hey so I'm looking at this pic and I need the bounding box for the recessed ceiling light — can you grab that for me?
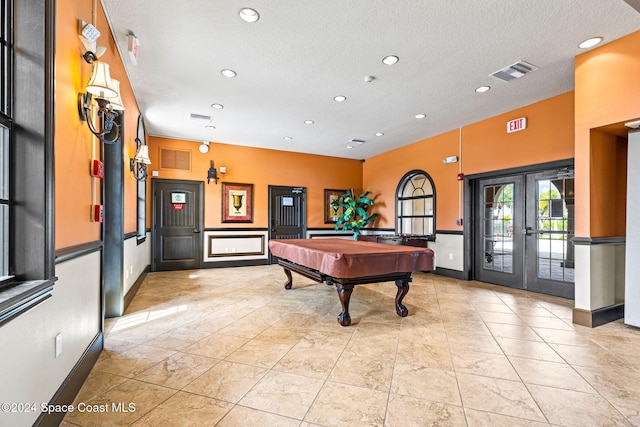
[221,69,237,78]
[205,125,216,130]
[578,37,603,49]
[211,103,224,109]
[346,145,354,149]
[334,95,346,102]
[239,8,260,23]
[283,136,293,140]
[304,120,314,124]
[382,55,399,65]
[475,86,490,93]
[375,132,384,136]
[415,113,426,119]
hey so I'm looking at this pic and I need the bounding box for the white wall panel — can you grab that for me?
[203,230,268,262]
[123,232,151,295]
[626,130,640,326]
[0,252,101,426]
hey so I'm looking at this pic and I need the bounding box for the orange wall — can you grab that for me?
[146,137,363,228]
[462,92,574,174]
[364,129,462,230]
[55,0,140,249]
[575,30,640,237]
[364,92,574,230]
[589,130,627,237]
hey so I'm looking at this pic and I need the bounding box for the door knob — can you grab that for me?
[193,229,200,233]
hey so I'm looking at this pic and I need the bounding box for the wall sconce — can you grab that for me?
[130,141,151,181]
[78,52,125,143]
[207,160,218,184]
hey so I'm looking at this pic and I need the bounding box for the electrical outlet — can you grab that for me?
[55,333,62,358]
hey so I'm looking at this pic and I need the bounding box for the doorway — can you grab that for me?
[152,179,204,271]
[472,165,575,298]
[268,186,306,263]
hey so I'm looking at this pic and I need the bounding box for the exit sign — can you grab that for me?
[507,117,527,133]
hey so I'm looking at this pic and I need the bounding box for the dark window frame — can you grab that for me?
[0,0,56,325]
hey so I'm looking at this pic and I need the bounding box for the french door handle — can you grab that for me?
[523,227,543,235]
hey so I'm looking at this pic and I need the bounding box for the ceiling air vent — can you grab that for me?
[490,61,538,82]
[347,139,366,145]
[189,113,212,122]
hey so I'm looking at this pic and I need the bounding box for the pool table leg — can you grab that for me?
[335,284,354,326]
[283,268,293,290]
[394,280,410,317]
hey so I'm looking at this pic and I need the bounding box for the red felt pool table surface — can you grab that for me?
[269,238,434,278]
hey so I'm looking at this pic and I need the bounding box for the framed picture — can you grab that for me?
[222,182,254,223]
[324,189,346,223]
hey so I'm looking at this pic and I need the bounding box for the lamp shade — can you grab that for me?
[133,145,151,165]
[86,62,117,99]
[108,79,125,111]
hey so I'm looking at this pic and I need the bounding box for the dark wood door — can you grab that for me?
[152,179,203,271]
[268,186,306,263]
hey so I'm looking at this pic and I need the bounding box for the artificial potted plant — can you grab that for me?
[331,189,379,240]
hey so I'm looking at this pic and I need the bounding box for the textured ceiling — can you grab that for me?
[101,0,640,159]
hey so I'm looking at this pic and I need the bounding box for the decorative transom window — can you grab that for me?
[396,170,436,237]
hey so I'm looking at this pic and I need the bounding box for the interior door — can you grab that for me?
[152,179,203,271]
[474,175,524,289]
[268,186,306,263]
[524,170,575,298]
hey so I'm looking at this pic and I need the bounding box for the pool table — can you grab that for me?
[268,238,434,326]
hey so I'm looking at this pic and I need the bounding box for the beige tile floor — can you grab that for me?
[62,265,640,426]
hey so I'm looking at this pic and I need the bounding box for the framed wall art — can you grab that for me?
[324,189,346,223]
[222,182,254,223]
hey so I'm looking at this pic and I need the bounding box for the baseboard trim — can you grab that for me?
[573,304,625,328]
[433,267,466,280]
[124,265,149,312]
[201,259,270,269]
[34,332,103,427]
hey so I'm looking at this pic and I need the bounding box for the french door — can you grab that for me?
[474,168,575,298]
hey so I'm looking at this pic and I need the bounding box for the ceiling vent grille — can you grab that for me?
[189,113,212,122]
[347,139,366,145]
[490,61,538,82]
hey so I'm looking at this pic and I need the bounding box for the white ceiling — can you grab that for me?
[101,0,640,160]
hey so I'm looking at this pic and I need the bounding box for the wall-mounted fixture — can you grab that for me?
[442,155,458,164]
[130,141,151,181]
[199,141,210,153]
[207,160,218,184]
[78,51,125,143]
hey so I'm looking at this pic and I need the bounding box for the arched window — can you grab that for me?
[396,170,436,238]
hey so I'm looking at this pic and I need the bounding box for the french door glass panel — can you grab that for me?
[482,183,514,273]
[530,176,575,285]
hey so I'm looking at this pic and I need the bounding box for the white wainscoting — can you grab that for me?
[204,230,269,263]
[306,229,354,239]
[0,251,101,426]
[429,233,464,271]
[123,232,151,295]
